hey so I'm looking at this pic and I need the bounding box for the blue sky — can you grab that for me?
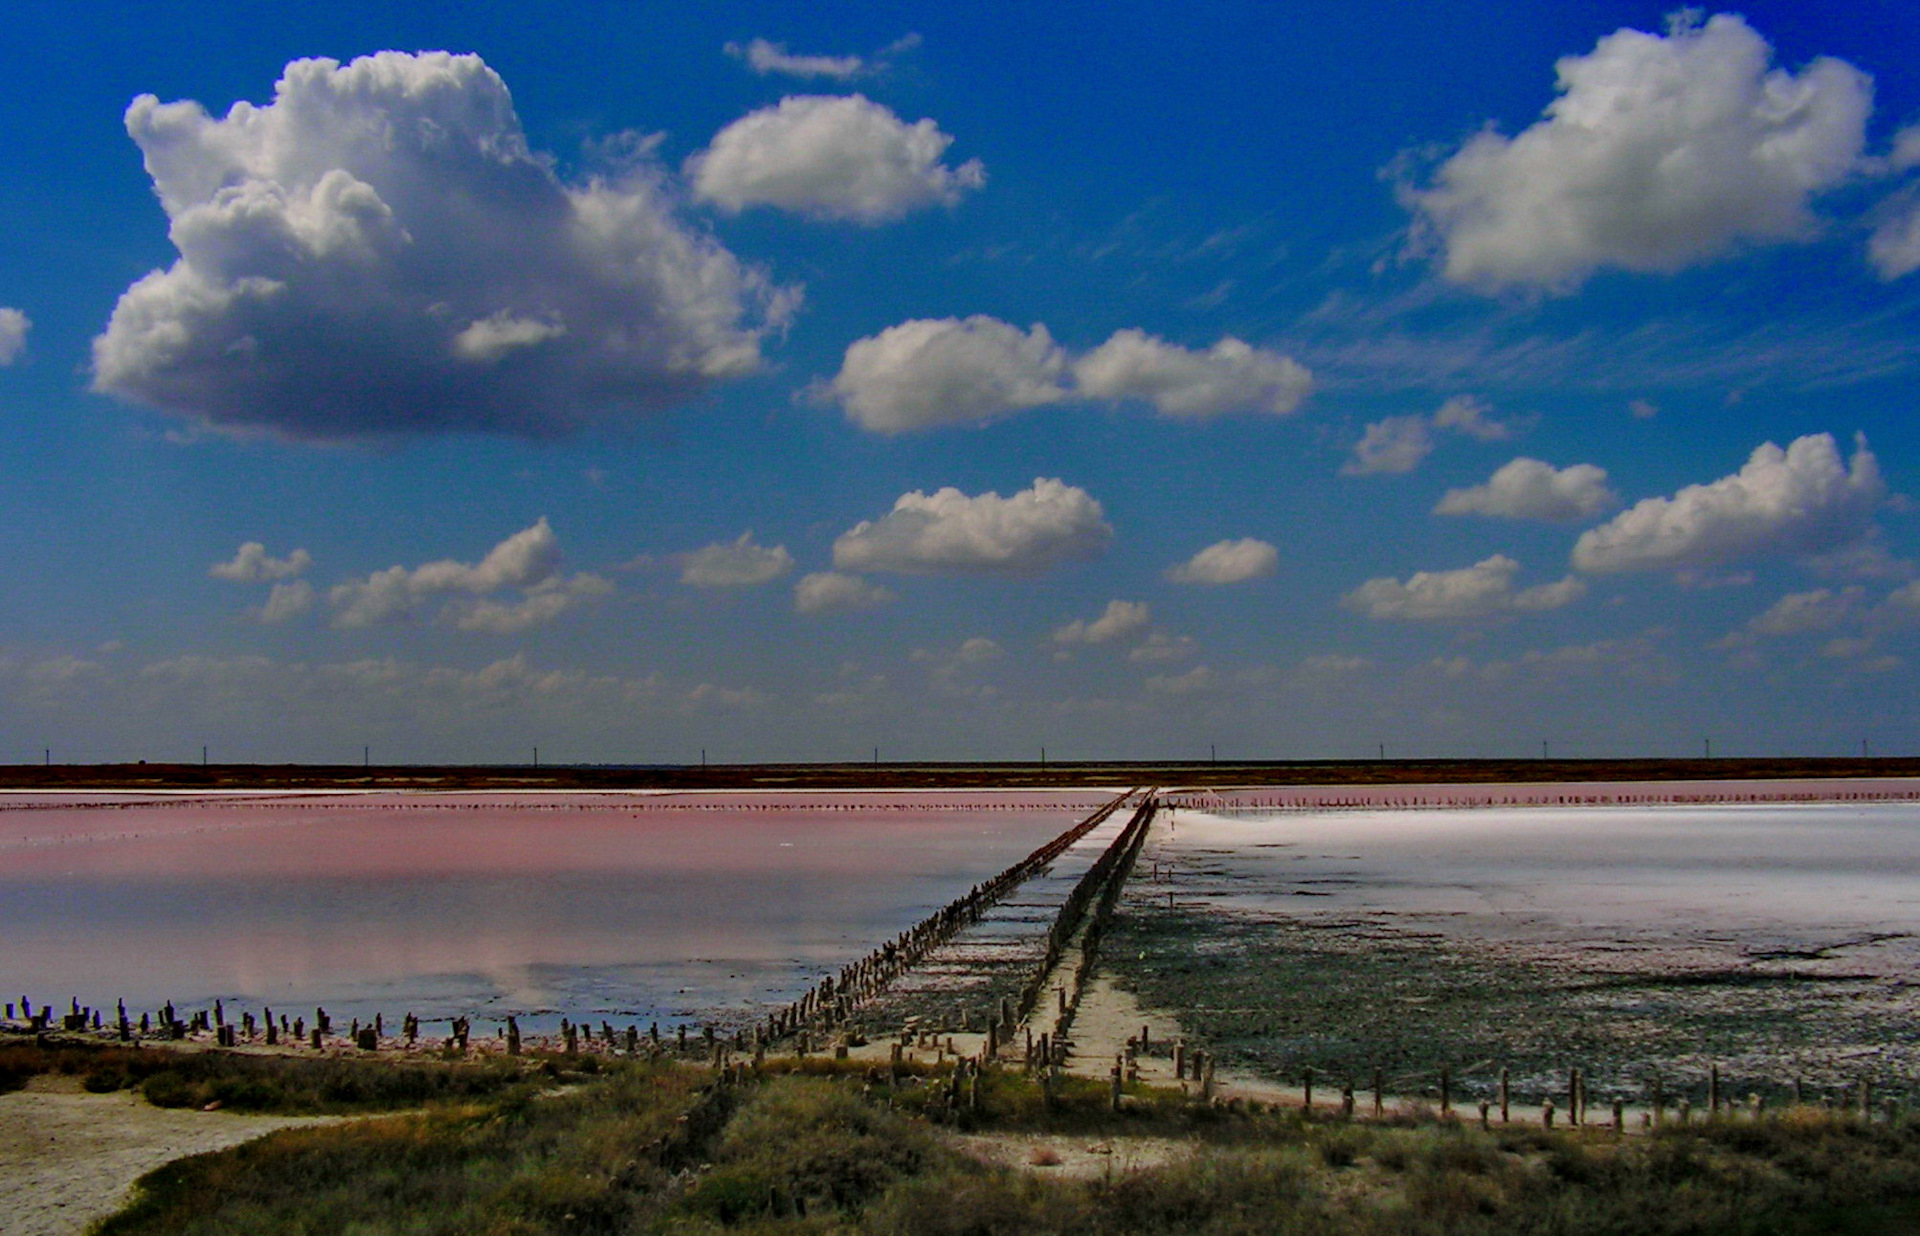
[4,1,1920,764]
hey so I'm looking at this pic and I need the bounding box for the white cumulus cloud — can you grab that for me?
[329,518,609,631]
[678,533,795,588]
[1430,394,1512,441]
[794,571,896,614]
[1571,433,1884,574]
[1435,458,1619,522]
[689,94,983,224]
[254,580,315,624]
[1053,600,1150,646]
[825,316,1067,432]
[0,308,28,365]
[1343,415,1433,476]
[832,478,1112,576]
[210,541,312,582]
[1071,330,1312,419]
[1406,13,1871,292]
[1165,538,1278,585]
[92,52,789,440]
[1345,555,1586,621]
[1868,194,1920,280]
[822,317,1313,432]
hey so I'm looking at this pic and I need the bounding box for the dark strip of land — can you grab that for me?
[2,756,1916,791]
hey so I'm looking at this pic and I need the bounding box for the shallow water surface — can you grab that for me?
[0,790,1104,1032]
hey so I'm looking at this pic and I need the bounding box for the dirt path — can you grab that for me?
[0,1076,347,1236]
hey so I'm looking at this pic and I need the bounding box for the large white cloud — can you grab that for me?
[1165,538,1278,585]
[0,308,28,365]
[1052,600,1150,646]
[826,316,1067,432]
[678,532,795,588]
[823,317,1313,432]
[1071,330,1311,419]
[832,477,1111,576]
[329,518,610,631]
[1344,555,1586,621]
[688,94,984,224]
[210,541,312,582]
[92,52,789,440]
[1435,458,1618,522]
[1571,433,1884,573]
[793,570,896,614]
[1406,13,1871,292]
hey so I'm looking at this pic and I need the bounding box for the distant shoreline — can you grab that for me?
[2,755,1917,791]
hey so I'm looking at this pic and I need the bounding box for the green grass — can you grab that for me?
[81,1057,1920,1236]
[0,1036,538,1114]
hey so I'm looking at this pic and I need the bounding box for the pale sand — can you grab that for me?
[947,1131,1194,1180]
[0,1076,345,1236]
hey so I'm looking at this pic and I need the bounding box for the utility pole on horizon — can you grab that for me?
[1542,740,1549,760]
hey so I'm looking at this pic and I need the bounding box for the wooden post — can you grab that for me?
[1570,1067,1581,1127]
[1478,1099,1491,1130]
[1651,1074,1664,1127]
[1341,1084,1355,1119]
[1440,1065,1451,1118]
[1612,1098,1624,1133]
[1303,1065,1313,1116]
[1709,1064,1721,1119]
[1499,1067,1511,1124]
[1542,1100,1555,1129]
[1373,1066,1385,1118]
[1174,1040,1186,1080]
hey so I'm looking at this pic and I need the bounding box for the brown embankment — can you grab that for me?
[2,756,1918,792]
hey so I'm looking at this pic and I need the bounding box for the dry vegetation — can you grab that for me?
[6,1042,1914,1235]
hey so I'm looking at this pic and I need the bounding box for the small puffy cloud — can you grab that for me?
[1430,395,1511,442]
[1345,554,1586,621]
[1435,458,1619,522]
[955,636,1003,663]
[1343,415,1433,475]
[450,311,566,364]
[0,308,28,364]
[724,38,865,80]
[1053,600,1150,646]
[92,52,787,440]
[329,518,607,631]
[794,570,896,614]
[1343,395,1517,477]
[1129,632,1197,663]
[1629,398,1659,419]
[1071,330,1312,419]
[254,580,315,624]
[1299,653,1372,675]
[445,574,614,634]
[1166,537,1278,585]
[1868,194,1920,280]
[825,316,1067,432]
[1746,587,1864,637]
[689,94,984,224]
[678,532,795,588]
[1406,13,1870,292]
[1145,665,1214,695]
[210,541,312,582]
[1572,433,1884,574]
[823,318,1312,433]
[833,477,1111,576]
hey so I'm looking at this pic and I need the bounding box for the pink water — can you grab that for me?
[0,791,1103,1032]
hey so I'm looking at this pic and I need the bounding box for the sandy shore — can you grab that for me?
[0,1075,347,1236]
